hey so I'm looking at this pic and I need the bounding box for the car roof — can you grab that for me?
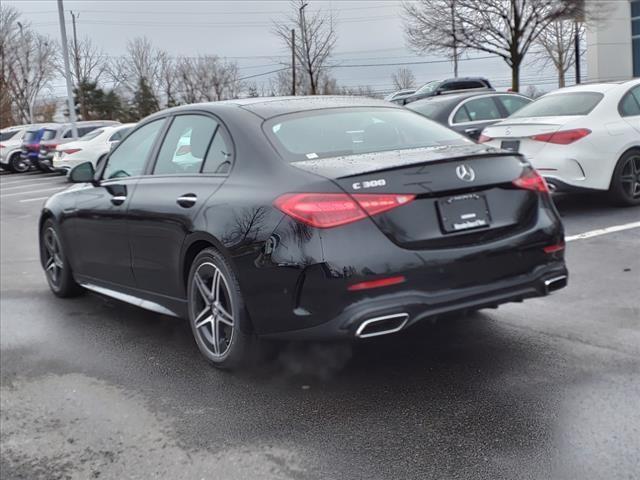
[153,96,402,120]
[546,81,634,95]
[408,91,524,107]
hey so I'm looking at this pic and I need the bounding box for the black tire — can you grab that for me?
[9,152,30,173]
[187,247,254,369]
[609,149,640,206]
[36,160,52,173]
[40,219,83,298]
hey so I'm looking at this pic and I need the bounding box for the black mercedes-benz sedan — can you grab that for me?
[39,96,567,368]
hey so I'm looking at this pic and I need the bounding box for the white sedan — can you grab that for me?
[52,123,135,173]
[481,80,640,205]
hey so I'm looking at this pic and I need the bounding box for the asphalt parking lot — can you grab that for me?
[1,170,639,480]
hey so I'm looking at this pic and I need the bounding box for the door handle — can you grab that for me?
[464,127,480,135]
[111,195,126,206]
[177,193,197,208]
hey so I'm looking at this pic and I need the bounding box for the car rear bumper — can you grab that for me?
[262,262,568,340]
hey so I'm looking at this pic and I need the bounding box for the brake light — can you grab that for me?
[512,169,549,193]
[274,193,416,228]
[62,148,82,155]
[478,134,492,143]
[348,275,406,291]
[531,129,591,145]
[0,144,4,149]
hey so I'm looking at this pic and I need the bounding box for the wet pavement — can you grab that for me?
[1,171,639,480]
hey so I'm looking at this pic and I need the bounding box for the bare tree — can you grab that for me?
[63,36,107,119]
[402,0,464,77]
[273,0,337,95]
[0,5,20,126]
[391,67,416,90]
[176,55,242,103]
[535,20,584,87]
[403,0,586,91]
[108,37,162,101]
[2,7,58,124]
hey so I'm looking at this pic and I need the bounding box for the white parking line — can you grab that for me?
[1,180,68,191]
[0,174,61,186]
[567,221,640,242]
[19,196,51,203]
[0,186,66,198]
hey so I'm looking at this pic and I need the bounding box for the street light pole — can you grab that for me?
[57,0,78,137]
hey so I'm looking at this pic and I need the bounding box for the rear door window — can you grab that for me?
[453,97,501,123]
[0,130,20,141]
[153,115,218,175]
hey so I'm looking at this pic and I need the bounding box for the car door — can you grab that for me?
[70,118,166,287]
[450,96,504,139]
[126,113,233,299]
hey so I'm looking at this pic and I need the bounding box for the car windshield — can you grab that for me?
[79,129,104,141]
[0,130,20,141]
[266,107,469,162]
[23,130,39,143]
[415,81,440,94]
[41,129,58,141]
[511,92,604,118]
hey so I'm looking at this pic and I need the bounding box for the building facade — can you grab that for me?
[586,0,639,81]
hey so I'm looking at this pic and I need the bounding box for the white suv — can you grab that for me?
[0,125,30,172]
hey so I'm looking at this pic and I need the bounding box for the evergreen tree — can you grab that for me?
[132,77,159,119]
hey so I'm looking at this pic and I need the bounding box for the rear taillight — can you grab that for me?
[0,144,5,149]
[531,128,591,145]
[274,193,416,228]
[478,134,492,143]
[62,148,82,155]
[543,242,565,254]
[512,169,549,193]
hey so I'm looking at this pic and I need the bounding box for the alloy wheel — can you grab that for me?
[190,262,235,357]
[43,227,64,287]
[11,155,29,173]
[620,153,640,199]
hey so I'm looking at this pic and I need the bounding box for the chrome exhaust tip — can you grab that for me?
[355,313,409,339]
[544,275,567,294]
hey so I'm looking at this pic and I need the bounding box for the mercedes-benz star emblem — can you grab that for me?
[456,164,476,182]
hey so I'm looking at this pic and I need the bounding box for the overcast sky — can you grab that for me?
[7,0,568,98]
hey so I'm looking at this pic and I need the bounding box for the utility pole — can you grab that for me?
[291,29,296,96]
[299,2,308,94]
[574,20,581,84]
[57,0,78,136]
[70,11,88,120]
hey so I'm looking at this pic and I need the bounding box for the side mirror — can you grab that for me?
[69,161,96,183]
[109,142,119,151]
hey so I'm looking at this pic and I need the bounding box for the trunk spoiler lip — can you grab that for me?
[289,146,526,180]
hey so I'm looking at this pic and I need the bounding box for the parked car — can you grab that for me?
[37,121,119,172]
[52,123,135,173]
[402,77,494,104]
[406,92,532,140]
[385,88,416,105]
[39,97,567,369]
[481,79,640,205]
[18,124,59,173]
[1,125,31,172]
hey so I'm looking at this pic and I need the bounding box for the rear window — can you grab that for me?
[406,101,447,119]
[266,108,468,161]
[511,92,604,118]
[41,129,58,141]
[79,128,104,141]
[0,130,20,141]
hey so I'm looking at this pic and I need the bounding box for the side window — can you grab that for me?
[499,96,531,115]
[202,127,233,174]
[63,129,73,138]
[103,119,164,180]
[620,86,640,117]
[153,115,218,175]
[109,130,123,142]
[452,105,472,123]
[462,97,502,122]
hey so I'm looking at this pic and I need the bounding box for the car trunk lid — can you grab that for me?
[290,146,539,249]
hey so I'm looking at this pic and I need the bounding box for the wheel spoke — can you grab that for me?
[215,303,233,326]
[45,258,56,272]
[211,318,220,355]
[194,307,211,328]
[195,313,213,329]
[194,273,212,305]
[211,270,221,303]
